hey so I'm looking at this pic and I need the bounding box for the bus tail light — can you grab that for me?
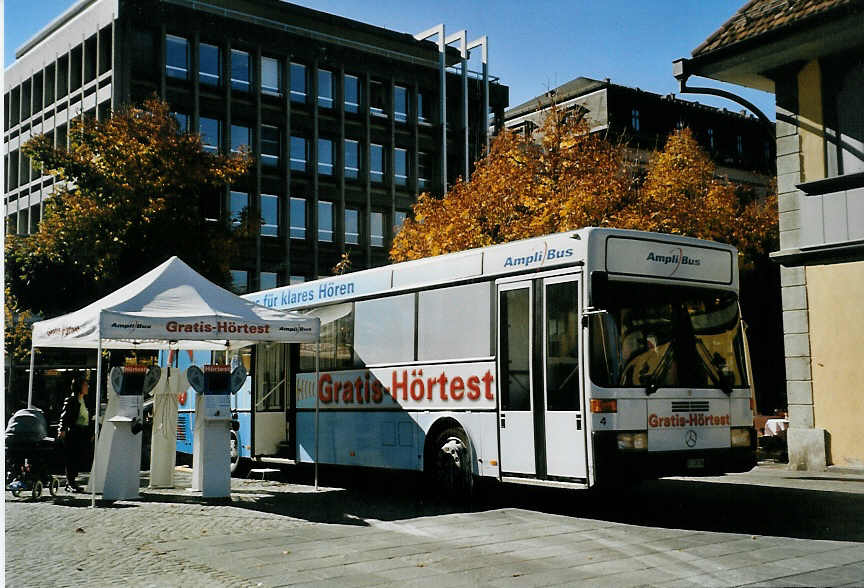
[731,427,751,447]
[590,399,618,413]
[617,431,647,450]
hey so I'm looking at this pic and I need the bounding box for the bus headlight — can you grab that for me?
[731,427,751,447]
[617,431,647,450]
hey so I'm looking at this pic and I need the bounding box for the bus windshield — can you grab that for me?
[589,284,748,390]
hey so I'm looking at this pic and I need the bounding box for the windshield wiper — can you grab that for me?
[643,344,674,396]
[695,338,733,395]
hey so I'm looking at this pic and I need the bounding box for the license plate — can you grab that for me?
[686,458,705,470]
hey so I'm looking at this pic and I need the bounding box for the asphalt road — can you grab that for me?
[5,464,864,587]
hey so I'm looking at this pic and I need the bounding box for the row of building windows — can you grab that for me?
[165,34,434,123]
[230,270,306,294]
[228,191,406,245]
[629,107,764,158]
[5,25,112,130]
[178,113,431,187]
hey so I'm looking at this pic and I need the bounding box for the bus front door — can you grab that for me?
[497,275,587,482]
[542,275,587,480]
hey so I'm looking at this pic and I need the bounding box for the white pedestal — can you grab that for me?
[101,417,142,500]
[191,394,232,498]
[89,380,120,494]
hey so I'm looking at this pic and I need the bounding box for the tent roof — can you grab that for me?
[31,256,319,350]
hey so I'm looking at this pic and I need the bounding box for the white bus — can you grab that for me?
[228,227,755,494]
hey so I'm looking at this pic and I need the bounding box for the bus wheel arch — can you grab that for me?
[423,418,475,500]
[229,429,248,476]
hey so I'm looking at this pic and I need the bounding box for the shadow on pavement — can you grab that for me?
[490,477,864,543]
[42,466,864,542]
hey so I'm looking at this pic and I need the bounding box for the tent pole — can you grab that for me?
[91,328,103,508]
[27,342,36,408]
[314,339,320,491]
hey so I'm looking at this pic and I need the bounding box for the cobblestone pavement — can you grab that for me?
[5,465,864,587]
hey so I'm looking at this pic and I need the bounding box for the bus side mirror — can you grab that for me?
[590,271,608,307]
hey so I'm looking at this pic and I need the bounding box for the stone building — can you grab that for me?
[504,77,774,191]
[676,0,864,469]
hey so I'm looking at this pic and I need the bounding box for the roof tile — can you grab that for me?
[693,0,861,56]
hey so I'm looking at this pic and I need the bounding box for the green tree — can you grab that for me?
[5,97,252,354]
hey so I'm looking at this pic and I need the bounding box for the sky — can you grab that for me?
[3,0,776,120]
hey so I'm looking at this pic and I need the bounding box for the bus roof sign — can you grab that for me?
[604,236,733,284]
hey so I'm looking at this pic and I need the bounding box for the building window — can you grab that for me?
[45,63,55,104]
[370,212,384,247]
[230,124,250,154]
[230,190,249,229]
[200,117,221,153]
[370,79,387,118]
[737,135,743,155]
[260,272,278,291]
[165,35,188,79]
[290,136,308,172]
[261,56,281,96]
[318,200,333,242]
[290,62,306,103]
[344,139,359,179]
[417,151,431,191]
[370,143,384,183]
[318,69,333,109]
[708,128,715,150]
[394,86,408,123]
[345,208,359,245]
[261,125,280,167]
[417,92,431,124]
[230,270,248,294]
[318,138,333,176]
[28,204,41,234]
[199,42,221,86]
[290,197,306,239]
[230,49,251,91]
[393,210,407,236]
[344,74,359,113]
[172,112,188,132]
[631,108,640,131]
[289,275,305,285]
[261,193,279,237]
[394,148,407,186]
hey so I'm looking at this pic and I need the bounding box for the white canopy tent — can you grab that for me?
[28,256,321,505]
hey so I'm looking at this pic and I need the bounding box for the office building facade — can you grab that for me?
[4,0,509,290]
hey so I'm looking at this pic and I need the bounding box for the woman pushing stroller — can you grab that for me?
[58,376,91,492]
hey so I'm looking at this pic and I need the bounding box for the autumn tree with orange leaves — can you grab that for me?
[5,97,251,359]
[391,109,777,269]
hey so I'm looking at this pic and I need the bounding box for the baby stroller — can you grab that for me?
[5,408,61,498]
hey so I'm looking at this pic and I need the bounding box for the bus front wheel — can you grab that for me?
[428,426,474,500]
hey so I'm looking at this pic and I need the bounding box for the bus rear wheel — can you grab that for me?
[429,426,474,500]
[229,430,243,475]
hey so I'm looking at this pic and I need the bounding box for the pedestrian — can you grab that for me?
[58,375,91,492]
